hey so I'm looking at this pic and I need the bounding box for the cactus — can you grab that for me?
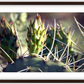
[3,56,73,72]
[47,22,72,51]
[0,14,81,72]
[3,14,74,72]
[45,22,77,62]
[26,14,47,56]
[0,16,18,62]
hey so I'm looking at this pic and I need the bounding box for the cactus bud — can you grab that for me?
[26,14,47,56]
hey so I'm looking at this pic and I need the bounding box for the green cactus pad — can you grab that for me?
[46,22,77,62]
[4,56,73,72]
[47,22,70,49]
[0,16,18,62]
[26,14,47,56]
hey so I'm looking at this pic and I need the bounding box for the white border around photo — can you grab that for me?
[0,5,84,12]
[0,5,84,80]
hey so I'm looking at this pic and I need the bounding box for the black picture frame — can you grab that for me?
[0,80,84,83]
[0,2,84,5]
[0,1,84,83]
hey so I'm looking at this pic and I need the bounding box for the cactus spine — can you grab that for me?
[0,16,18,62]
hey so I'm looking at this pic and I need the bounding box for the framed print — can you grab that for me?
[0,1,84,83]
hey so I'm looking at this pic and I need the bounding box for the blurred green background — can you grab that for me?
[0,13,84,59]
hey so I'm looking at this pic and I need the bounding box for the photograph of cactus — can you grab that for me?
[0,13,84,72]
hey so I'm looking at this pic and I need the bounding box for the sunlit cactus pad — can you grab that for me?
[0,16,18,62]
[26,14,47,56]
[4,56,73,72]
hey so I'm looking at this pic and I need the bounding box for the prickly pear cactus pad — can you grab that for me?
[46,21,77,61]
[26,14,47,56]
[0,16,18,62]
[4,56,73,72]
[47,22,70,49]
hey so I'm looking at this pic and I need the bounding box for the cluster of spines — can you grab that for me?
[26,14,47,56]
[0,16,18,62]
[47,21,78,62]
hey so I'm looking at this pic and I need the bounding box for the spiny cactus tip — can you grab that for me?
[58,20,61,24]
[42,19,45,23]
